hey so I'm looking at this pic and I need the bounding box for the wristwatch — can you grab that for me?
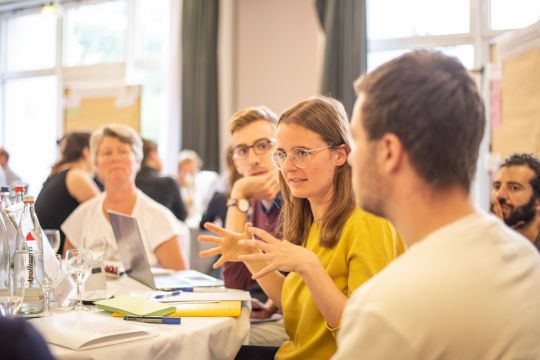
[227,198,250,213]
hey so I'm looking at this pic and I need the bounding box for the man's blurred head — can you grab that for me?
[349,50,485,218]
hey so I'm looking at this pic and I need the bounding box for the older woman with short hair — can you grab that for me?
[62,124,187,270]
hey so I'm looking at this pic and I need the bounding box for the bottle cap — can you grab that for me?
[23,195,35,203]
[0,186,8,192]
[15,185,25,192]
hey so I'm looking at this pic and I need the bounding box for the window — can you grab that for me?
[4,76,58,193]
[367,0,540,70]
[6,13,56,72]
[490,0,540,30]
[368,0,470,39]
[65,0,127,66]
[0,0,171,195]
[135,0,167,59]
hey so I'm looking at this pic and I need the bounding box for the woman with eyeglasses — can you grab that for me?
[200,96,405,359]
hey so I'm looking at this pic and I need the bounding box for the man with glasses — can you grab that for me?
[218,106,287,346]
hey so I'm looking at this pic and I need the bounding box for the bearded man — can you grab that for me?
[491,153,540,251]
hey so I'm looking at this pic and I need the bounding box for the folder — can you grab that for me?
[95,295,176,316]
[111,300,242,317]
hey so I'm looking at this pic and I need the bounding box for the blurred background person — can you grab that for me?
[177,149,218,227]
[136,139,187,221]
[177,149,202,218]
[62,124,187,270]
[0,147,23,188]
[199,146,241,229]
[35,131,100,254]
[491,153,540,250]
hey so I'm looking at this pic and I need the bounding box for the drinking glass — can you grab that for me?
[44,229,61,254]
[35,254,62,316]
[82,235,107,261]
[65,249,92,311]
[0,250,26,318]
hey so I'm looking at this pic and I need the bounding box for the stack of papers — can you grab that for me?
[95,295,176,316]
[29,312,157,350]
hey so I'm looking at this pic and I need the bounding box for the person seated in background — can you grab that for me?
[200,97,404,359]
[62,124,187,270]
[136,139,188,221]
[334,50,540,359]
[0,147,23,188]
[199,146,241,229]
[0,317,55,360]
[176,149,202,218]
[491,153,540,250]
[35,131,101,254]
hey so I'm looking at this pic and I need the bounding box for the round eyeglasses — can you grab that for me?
[271,145,333,170]
[232,138,276,160]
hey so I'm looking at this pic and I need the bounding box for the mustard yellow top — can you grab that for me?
[276,208,405,360]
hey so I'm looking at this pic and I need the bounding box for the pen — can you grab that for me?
[123,316,181,325]
[176,286,225,292]
[154,290,182,299]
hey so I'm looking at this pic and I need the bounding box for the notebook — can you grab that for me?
[94,295,177,316]
[108,211,224,291]
[29,312,157,350]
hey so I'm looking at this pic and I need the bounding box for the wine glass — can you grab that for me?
[65,249,92,311]
[35,253,63,316]
[82,236,107,262]
[44,229,61,254]
[0,250,26,318]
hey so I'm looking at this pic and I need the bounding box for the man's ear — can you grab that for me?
[377,133,403,174]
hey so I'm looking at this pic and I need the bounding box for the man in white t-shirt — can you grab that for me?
[334,50,540,359]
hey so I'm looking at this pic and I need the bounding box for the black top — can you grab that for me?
[35,170,81,253]
[135,166,187,221]
[0,317,55,360]
[199,191,227,229]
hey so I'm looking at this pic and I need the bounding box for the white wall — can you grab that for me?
[235,0,324,114]
[217,0,325,160]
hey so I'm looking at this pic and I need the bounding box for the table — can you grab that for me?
[40,276,250,360]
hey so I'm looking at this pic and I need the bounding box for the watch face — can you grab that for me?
[238,199,249,212]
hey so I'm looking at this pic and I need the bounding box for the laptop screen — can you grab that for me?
[109,210,224,290]
[108,210,157,289]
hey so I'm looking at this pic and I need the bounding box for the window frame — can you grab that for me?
[0,0,171,195]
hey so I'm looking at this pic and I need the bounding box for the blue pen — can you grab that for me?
[124,316,181,325]
[154,290,182,299]
[177,286,225,292]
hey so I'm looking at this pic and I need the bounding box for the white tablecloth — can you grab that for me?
[42,276,250,360]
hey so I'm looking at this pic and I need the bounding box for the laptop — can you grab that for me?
[108,211,224,291]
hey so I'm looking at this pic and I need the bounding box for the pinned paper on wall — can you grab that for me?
[64,84,141,133]
[491,21,540,158]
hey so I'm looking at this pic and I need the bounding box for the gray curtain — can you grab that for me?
[181,0,220,171]
[316,0,367,116]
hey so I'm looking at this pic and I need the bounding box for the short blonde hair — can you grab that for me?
[90,124,143,165]
[228,106,277,135]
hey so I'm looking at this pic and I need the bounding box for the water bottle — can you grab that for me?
[15,195,45,314]
[0,187,11,209]
[13,185,25,204]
